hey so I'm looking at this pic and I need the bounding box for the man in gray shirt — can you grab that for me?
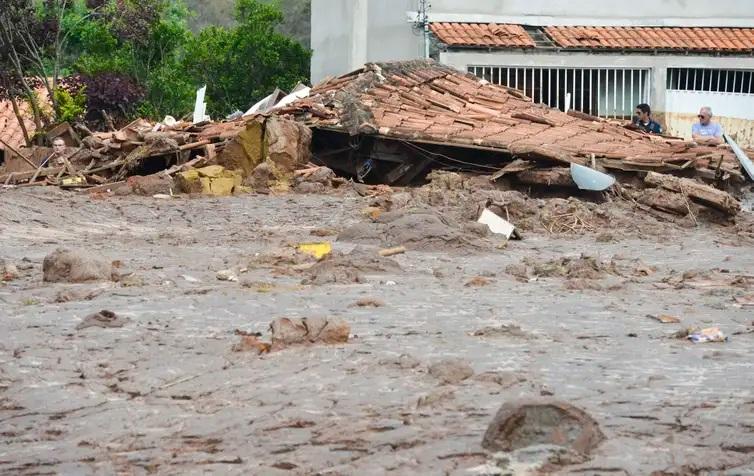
[692,106,723,145]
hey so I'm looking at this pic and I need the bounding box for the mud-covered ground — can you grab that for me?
[1,186,753,475]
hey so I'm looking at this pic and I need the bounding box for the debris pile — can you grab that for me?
[232,317,351,354]
[0,114,314,197]
[280,60,749,219]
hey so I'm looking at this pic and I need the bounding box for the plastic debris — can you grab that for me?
[478,208,520,240]
[688,327,727,343]
[724,133,754,181]
[570,163,616,191]
[297,242,332,260]
[216,269,239,282]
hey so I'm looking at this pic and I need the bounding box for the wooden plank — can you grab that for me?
[491,159,536,182]
[644,171,740,215]
[515,167,575,187]
[0,138,37,170]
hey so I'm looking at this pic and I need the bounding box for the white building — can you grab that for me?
[311,0,754,145]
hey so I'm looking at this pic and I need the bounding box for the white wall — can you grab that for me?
[428,0,754,27]
[666,91,754,121]
[311,0,356,84]
[310,0,422,83]
[311,0,754,85]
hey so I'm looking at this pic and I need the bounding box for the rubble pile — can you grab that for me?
[280,60,751,219]
[0,114,314,197]
[0,59,751,230]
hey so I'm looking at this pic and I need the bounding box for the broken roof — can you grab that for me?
[0,98,36,153]
[281,60,741,175]
[430,23,754,53]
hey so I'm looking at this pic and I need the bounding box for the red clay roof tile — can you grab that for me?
[430,22,535,48]
[544,26,754,52]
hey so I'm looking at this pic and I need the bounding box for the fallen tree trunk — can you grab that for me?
[644,171,740,215]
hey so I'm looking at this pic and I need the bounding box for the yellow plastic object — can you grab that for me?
[60,176,86,187]
[297,242,332,260]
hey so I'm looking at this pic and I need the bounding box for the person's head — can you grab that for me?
[52,138,66,154]
[698,107,713,126]
[635,103,651,122]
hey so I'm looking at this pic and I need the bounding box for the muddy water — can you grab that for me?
[1,188,753,475]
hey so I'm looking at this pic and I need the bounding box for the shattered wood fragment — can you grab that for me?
[491,159,536,182]
[515,168,575,187]
[644,172,740,215]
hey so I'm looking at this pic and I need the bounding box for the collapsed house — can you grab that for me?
[0,60,750,219]
[274,59,748,216]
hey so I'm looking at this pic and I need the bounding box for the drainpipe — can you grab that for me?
[419,0,430,59]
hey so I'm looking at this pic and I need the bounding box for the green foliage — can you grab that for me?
[54,86,87,122]
[8,0,311,123]
[182,0,311,116]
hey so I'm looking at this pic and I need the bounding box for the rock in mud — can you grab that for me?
[379,354,421,369]
[232,335,271,354]
[76,310,129,330]
[339,208,484,250]
[43,248,114,283]
[294,166,335,193]
[352,297,385,308]
[302,248,401,285]
[474,371,527,388]
[54,287,104,303]
[466,276,493,287]
[428,358,474,384]
[482,400,604,459]
[270,317,350,351]
[382,210,479,249]
[124,174,174,196]
[1,259,19,281]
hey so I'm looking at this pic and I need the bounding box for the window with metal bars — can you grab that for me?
[468,66,651,119]
[667,68,754,94]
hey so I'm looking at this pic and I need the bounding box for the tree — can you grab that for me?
[181,0,310,117]
[0,0,60,137]
[1,0,312,133]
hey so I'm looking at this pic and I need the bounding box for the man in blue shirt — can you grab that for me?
[692,106,723,145]
[632,103,662,134]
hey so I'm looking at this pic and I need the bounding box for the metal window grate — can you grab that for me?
[667,68,754,94]
[468,66,651,119]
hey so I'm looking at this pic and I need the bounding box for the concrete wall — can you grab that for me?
[311,0,356,84]
[428,0,754,27]
[310,0,422,83]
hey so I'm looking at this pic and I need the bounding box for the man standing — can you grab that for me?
[692,106,723,145]
[632,103,662,134]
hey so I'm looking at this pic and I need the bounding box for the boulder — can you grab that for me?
[482,400,604,458]
[265,115,312,172]
[428,358,474,384]
[176,166,242,196]
[43,248,114,283]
